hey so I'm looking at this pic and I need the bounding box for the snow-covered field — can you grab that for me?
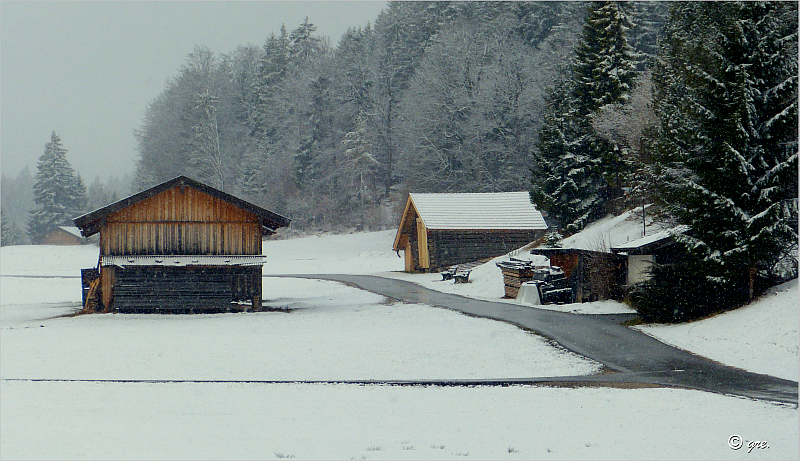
[1,277,599,381]
[1,229,798,460]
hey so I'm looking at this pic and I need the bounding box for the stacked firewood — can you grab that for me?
[495,258,537,298]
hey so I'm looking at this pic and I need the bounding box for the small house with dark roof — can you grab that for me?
[73,176,290,313]
[41,226,88,245]
[393,192,548,272]
[611,225,688,286]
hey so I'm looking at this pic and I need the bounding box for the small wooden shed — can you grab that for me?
[393,192,548,272]
[529,248,626,303]
[73,176,290,313]
[610,225,688,286]
[41,226,87,245]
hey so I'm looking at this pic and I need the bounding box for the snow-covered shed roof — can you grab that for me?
[610,225,689,255]
[408,192,547,231]
[393,192,547,251]
[58,226,84,239]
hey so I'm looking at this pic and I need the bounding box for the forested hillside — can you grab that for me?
[131,1,666,231]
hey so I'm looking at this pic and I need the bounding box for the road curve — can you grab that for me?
[284,274,797,405]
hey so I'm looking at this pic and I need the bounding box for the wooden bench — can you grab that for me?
[441,265,458,280]
[454,268,472,283]
[441,259,489,283]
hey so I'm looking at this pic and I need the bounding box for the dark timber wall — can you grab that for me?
[426,230,541,272]
[112,266,261,313]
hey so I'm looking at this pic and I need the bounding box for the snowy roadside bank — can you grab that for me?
[635,279,799,382]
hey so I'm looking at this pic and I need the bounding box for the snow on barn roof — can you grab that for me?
[101,255,267,268]
[409,192,547,230]
[58,226,84,239]
[610,225,689,255]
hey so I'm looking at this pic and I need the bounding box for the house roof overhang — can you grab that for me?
[530,247,626,260]
[101,255,267,267]
[73,176,290,238]
[610,225,689,255]
[393,195,420,251]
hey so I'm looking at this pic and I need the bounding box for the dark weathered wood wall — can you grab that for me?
[42,229,81,245]
[427,230,541,272]
[112,266,261,312]
[100,185,261,256]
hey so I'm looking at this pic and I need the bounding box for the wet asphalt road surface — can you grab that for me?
[287,274,798,405]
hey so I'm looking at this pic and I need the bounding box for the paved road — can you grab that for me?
[288,274,798,405]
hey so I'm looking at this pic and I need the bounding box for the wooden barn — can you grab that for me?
[393,192,548,273]
[73,176,290,313]
[41,226,88,245]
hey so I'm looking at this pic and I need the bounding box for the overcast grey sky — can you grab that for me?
[1,1,387,182]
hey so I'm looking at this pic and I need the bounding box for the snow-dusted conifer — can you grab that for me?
[571,2,637,114]
[27,132,87,243]
[531,2,637,233]
[1,211,23,246]
[531,77,606,233]
[641,1,798,319]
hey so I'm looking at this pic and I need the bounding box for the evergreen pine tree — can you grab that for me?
[638,2,798,320]
[572,2,637,114]
[531,76,606,232]
[1,210,23,246]
[289,17,323,63]
[27,132,86,243]
[531,2,638,233]
[628,2,669,71]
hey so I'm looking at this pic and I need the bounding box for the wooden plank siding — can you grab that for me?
[416,219,430,269]
[101,186,261,256]
[111,266,262,312]
[426,230,540,272]
[41,229,81,245]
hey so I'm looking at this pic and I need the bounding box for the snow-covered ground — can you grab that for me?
[262,229,404,275]
[1,232,798,459]
[3,380,795,460]
[1,277,599,381]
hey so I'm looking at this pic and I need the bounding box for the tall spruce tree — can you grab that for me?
[27,132,87,243]
[638,1,798,321]
[531,76,605,231]
[531,2,637,233]
[1,211,23,246]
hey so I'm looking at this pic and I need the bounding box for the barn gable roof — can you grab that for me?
[410,192,547,230]
[73,176,290,237]
[393,192,547,250]
[58,226,85,239]
[610,225,689,255]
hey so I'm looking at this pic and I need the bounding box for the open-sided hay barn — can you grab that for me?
[393,192,548,272]
[73,176,290,313]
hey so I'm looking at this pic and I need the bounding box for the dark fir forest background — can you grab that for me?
[2,1,797,321]
[3,2,671,238]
